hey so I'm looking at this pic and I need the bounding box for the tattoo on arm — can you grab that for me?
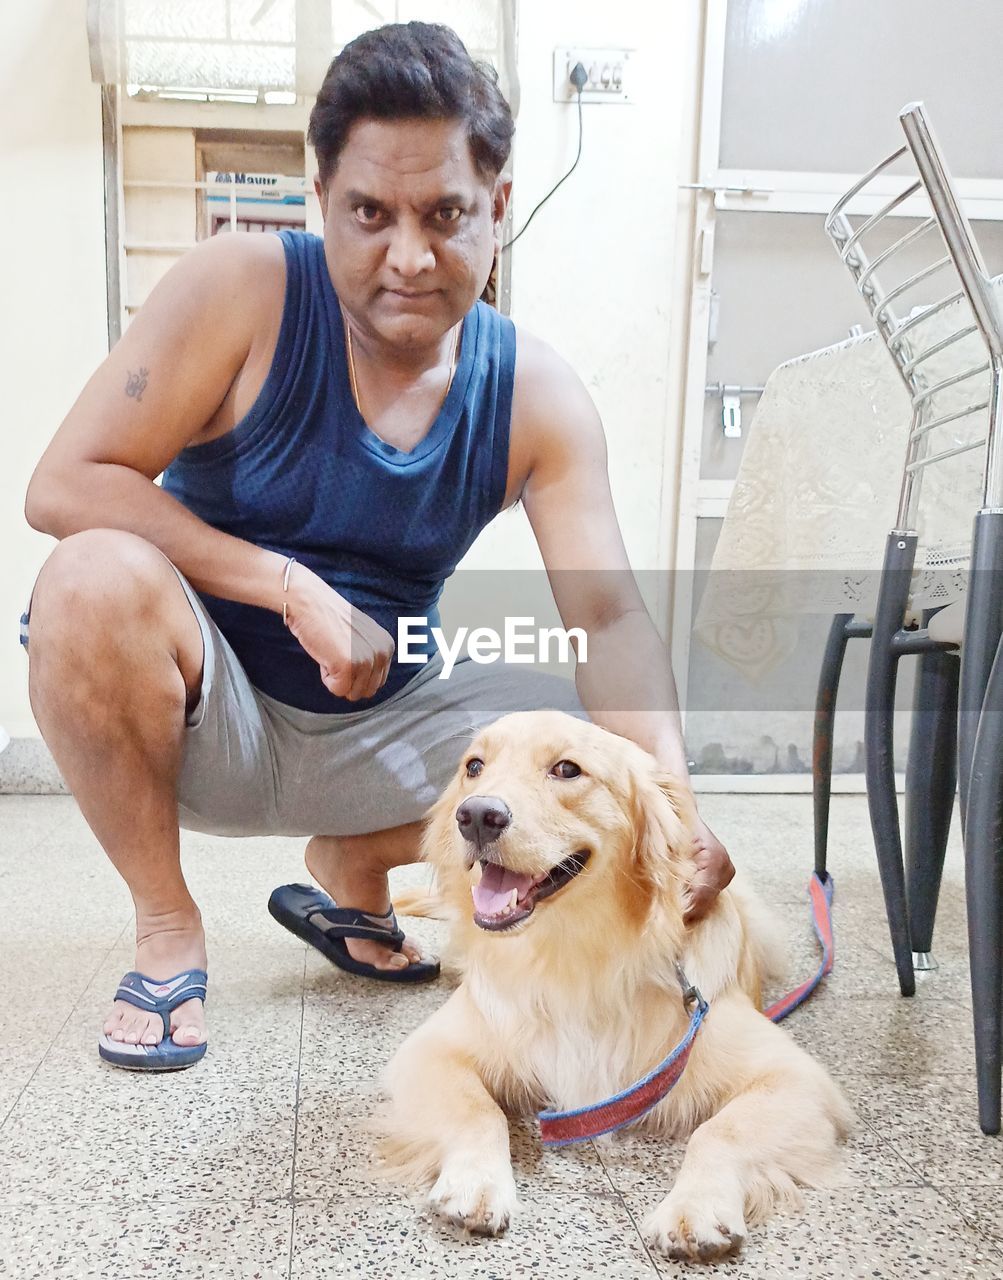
[125,368,149,402]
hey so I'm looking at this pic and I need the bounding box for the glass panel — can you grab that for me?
[701,211,1003,481]
[397,0,499,52]
[124,0,229,40]
[332,0,397,49]
[229,0,297,43]
[126,40,295,91]
[685,519,916,774]
[721,0,1003,178]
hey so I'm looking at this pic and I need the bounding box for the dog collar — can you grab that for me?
[536,871,834,1147]
[537,966,709,1147]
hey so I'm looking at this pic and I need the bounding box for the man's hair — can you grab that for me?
[308,22,514,186]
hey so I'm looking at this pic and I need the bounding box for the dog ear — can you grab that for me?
[629,769,695,904]
[419,769,466,872]
[652,771,699,838]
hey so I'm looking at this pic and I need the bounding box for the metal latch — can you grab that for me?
[722,393,742,438]
[705,382,766,440]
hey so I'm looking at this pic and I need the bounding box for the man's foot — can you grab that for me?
[102,915,208,1048]
[305,835,425,973]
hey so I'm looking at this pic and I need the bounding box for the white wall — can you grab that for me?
[0,1,698,742]
[463,0,693,581]
[0,1,108,739]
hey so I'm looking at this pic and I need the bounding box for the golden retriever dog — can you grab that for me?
[379,710,852,1262]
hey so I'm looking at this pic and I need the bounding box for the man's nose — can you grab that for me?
[456,796,512,845]
[386,221,435,277]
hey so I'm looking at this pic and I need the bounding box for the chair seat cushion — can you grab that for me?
[927,599,965,644]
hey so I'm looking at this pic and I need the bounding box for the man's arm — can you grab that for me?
[25,233,292,611]
[25,233,395,701]
[514,333,734,918]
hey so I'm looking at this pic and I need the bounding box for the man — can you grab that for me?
[22,22,732,1070]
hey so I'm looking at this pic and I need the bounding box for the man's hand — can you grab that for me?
[683,819,735,924]
[285,566,395,701]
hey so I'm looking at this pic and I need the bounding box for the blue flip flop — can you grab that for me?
[98,969,208,1071]
[268,882,440,983]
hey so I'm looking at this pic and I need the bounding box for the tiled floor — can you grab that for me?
[1,793,1000,1278]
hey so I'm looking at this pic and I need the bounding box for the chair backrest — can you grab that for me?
[824,102,1003,531]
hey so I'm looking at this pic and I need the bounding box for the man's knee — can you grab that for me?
[30,529,173,640]
[27,530,203,718]
[27,527,202,680]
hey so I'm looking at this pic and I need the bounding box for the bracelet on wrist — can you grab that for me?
[281,556,297,627]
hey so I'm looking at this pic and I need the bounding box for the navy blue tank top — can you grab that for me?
[161,230,515,713]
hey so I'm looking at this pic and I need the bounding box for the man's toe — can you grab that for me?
[170,998,206,1046]
[401,935,424,963]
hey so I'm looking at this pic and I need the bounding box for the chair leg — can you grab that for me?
[813,614,854,880]
[958,510,1003,825]
[964,636,1003,1135]
[866,532,917,997]
[904,644,959,957]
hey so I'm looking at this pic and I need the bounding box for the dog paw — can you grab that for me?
[427,1163,518,1236]
[642,1191,746,1262]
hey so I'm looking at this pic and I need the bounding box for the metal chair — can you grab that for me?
[817,102,1003,1133]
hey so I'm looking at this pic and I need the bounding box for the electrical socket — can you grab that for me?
[552,48,632,104]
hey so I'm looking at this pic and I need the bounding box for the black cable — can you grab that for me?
[502,67,586,252]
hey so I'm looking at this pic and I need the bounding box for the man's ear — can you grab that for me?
[314,173,329,221]
[492,177,513,250]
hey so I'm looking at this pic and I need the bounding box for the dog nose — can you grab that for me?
[456,796,512,845]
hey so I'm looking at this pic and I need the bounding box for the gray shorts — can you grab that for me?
[171,569,588,837]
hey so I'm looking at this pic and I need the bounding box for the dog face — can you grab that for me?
[424,710,696,944]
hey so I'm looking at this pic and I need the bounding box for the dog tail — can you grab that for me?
[392,884,450,920]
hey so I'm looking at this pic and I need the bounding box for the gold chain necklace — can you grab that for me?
[345,320,460,421]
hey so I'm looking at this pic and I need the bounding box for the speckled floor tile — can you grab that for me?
[762,911,905,1004]
[0,1046,44,1130]
[180,832,315,950]
[0,821,132,948]
[948,1186,1003,1246]
[0,1066,297,1205]
[293,1088,610,1207]
[507,1117,608,1194]
[298,962,452,1089]
[3,791,999,1277]
[0,946,122,1042]
[0,1198,292,1278]
[783,994,976,1076]
[627,1185,1003,1279]
[844,1076,1003,1186]
[289,1082,385,1204]
[291,1191,659,1278]
[0,794,75,843]
[58,943,306,1082]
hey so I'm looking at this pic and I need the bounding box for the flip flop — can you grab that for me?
[98,969,208,1071]
[267,882,440,984]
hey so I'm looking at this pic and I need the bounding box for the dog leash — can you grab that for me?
[537,871,834,1147]
[762,869,834,1021]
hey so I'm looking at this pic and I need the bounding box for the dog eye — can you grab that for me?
[550,760,582,779]
[465,757,485,777]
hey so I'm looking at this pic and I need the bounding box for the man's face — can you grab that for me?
[316,116,509,352]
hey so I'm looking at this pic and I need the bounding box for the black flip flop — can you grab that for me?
[267,883,440,983]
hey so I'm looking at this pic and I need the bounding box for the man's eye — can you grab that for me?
[354,205,384,224]
[466,757,485,777]
[550,760,582,779]
[436,207,463,224]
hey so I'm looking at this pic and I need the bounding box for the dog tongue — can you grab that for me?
[472,861,536,915]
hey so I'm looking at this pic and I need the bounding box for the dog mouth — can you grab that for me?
[470,851,591,931]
